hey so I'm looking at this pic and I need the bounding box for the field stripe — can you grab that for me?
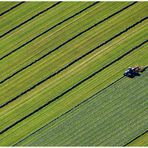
[0,2,136,84]
[13,76,125,146]
[0,2,99,61]
[0,40,146,134]
[0,16,146,108]
[0,2,58,36]
[0,2,25,16]
[124,130,148,146]
[0,2,98,61]
[0,2,61,38]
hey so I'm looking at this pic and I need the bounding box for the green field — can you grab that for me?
[16,69,148,146]
[127,132,148,146]
[0,1,147,146]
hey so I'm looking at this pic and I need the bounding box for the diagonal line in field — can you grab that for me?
[0,2,99,60]
[123,130,148,146]
[13,76,125,146]
[0,16,146,108]
[0,39,146,134]
[0,2,25,16]
[0,2,62,38]
[0,2,136,84]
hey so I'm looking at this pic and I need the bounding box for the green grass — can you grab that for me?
[127,133,148,146]
[0,1,147,146]
[16,70,148,146]
[0,2,19,14]
[0,2,56,35]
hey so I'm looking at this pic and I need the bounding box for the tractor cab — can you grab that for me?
[124,67,140,78]
[124,66,147,78]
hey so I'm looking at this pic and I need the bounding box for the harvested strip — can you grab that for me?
[0,17,147,108]
[0,2,95,59]
[0,2,100,83]
[0,2,20,14]
[0,2,135,77]
[0,2,131,83]
[14,70,148,146]
[1,2,135,78]
[0,2,61,38]
[0,2,56,35]
[0,2,140,105]
[0,2,25,16]
[2,2,145,86]
[0,44,147,146]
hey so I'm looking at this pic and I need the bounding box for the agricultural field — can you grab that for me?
[0,1,147,146]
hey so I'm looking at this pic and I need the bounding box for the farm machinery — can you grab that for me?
[124,66,148,78]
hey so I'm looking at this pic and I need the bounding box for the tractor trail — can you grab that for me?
[0,2,62,38]
[0,2,99,60]
[0,2,136,84]
[0,2,25,16]
[0,40,146,134]
[0,16,147,108]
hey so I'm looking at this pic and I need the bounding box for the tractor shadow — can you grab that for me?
[128,73,141,78]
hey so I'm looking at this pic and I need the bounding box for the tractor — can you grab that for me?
[124,66,148,78]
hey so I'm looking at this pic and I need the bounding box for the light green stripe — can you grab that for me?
[0,2,56,35]
[0,2,93,57]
